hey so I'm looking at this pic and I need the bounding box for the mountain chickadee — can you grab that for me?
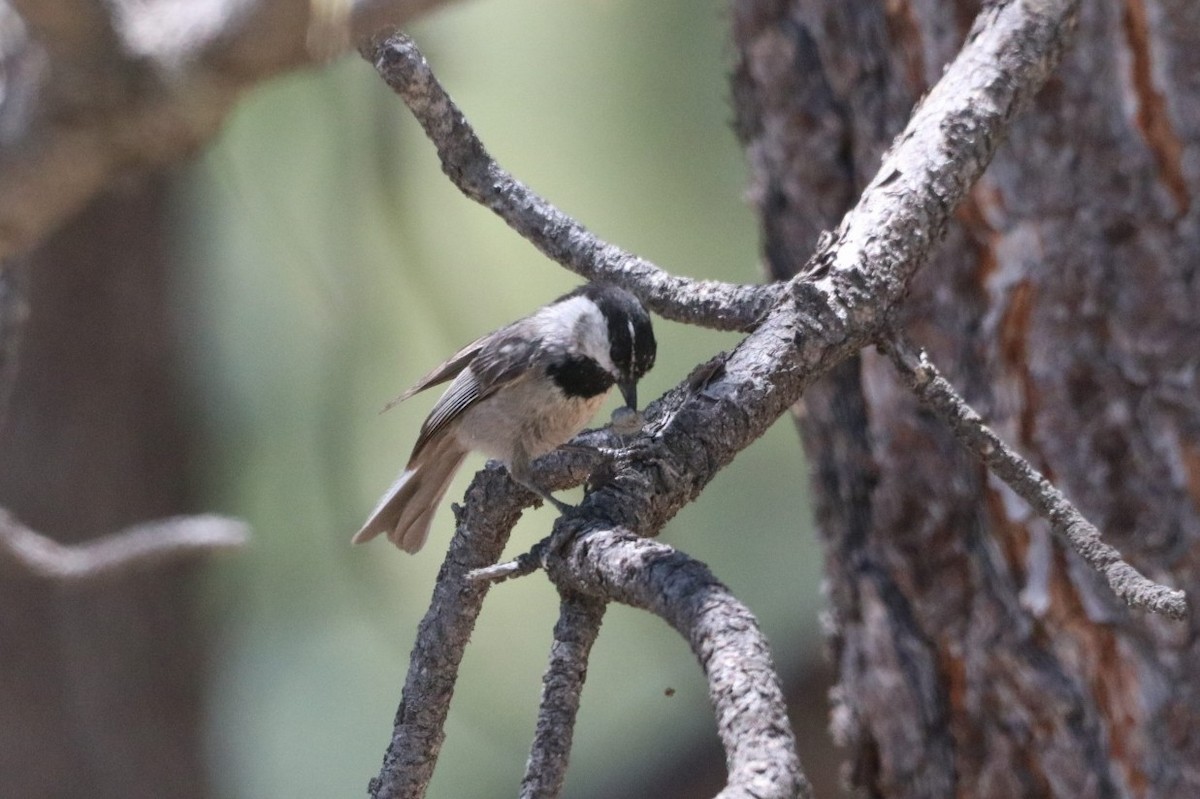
[354,283,657,553]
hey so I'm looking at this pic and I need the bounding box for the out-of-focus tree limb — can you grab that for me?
[0,256,28,430]
[0,0,457,259]
[0,508,247,580]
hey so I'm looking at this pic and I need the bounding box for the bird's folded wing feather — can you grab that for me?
[380,334,491,414]
[408,329,542,459]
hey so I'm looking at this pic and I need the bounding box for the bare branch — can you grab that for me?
[466,544,543,584]
[793,0,1080,296]
[367,432,626,797]
[520,591,606,799]
[543,528,810,799]
[368,466,526,799]
[883,336,1187,619]
[367,0,1085,557]
[362,32,782,332]
[0,508,248,580]
[624,0,1082,534]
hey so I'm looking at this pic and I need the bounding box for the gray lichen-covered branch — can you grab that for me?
[367,467,525,799]
[366,443,619,799]
[363,33,782,332]
[883,336,1187,618]
[365,0,1101,795]
[519,591,607,799]
[543,529,810,799]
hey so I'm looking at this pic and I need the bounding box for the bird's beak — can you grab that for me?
[619,379,638,411]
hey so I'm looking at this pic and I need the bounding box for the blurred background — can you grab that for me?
[8,0,830,796]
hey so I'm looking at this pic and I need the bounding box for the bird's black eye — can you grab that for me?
[578,283,656,380]
[631,316,656,378]
[606,317,635,379]
[603,304,654,379]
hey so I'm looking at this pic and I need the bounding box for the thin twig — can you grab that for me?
[544,527,810,799]
[466,542,544,584]
[883,335,1187,619]
[362,33,782,333]
[0,508,248,581]
[520,591,607,799]
[467,516,589,584]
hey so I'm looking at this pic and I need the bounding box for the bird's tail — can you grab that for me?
[352,435,468,553]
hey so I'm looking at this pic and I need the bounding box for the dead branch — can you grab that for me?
[367,467,531,799]
[520,591,607,799]
[543,528,810,799]
[367,442,619,799]
[363,33,782,332]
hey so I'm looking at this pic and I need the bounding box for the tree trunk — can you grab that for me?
[0,181,209,799]
[734,0,1200,796]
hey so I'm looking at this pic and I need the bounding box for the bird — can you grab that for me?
[354,283,657,553]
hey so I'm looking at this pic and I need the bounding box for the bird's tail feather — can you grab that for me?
[352,435,468,553]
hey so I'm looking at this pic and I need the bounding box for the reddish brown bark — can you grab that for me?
[734,0,1200,796]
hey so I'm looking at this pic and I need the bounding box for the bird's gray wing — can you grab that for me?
[408,326,541,460]
[381,334,490,414]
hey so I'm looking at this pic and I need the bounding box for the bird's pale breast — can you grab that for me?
[454,377,609,464]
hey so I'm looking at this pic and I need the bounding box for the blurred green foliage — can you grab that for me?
[173,0,823,796]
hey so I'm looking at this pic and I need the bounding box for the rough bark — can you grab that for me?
[520,592,607,799]
[734,0,1200,796]
[543,531,809,799]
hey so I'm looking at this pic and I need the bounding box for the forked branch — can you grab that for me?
[543,528,810,799]
[367,444,619,799]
